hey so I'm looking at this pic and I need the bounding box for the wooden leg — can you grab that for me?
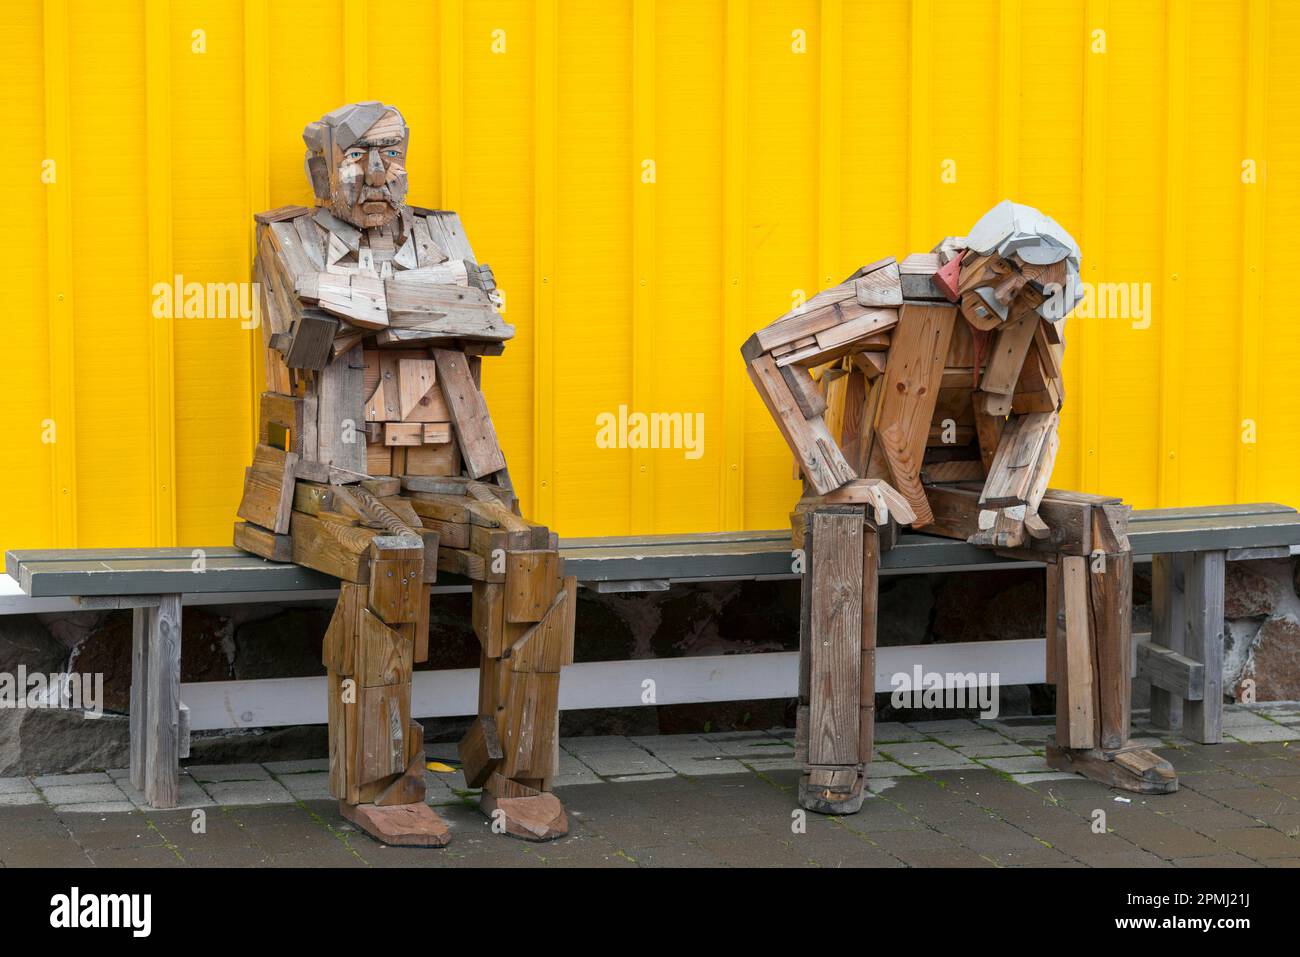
[1149,553,1186,730]
[858,523,878,766]
[797,504,869,815]
[1183,550,1225,744]
[143,595,181,808]
[1045,513,1178,794]
[129,606,150,793]
[1092,550,1133,750]
[326,539,450,848]
[466,543,571,841]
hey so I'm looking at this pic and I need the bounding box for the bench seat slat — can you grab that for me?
[8,503,1299,598]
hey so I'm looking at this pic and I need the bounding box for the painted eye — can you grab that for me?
[348,151,363,160]
[385,150,399,157]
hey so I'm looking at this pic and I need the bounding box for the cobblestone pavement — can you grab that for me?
[1,705,1298,867]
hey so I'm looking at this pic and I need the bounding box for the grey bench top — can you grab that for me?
[6,503,1300,598]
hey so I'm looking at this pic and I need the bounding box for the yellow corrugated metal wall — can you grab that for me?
[5,0,1296,550]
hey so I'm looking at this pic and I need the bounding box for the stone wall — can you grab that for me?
[1,554,1296,773]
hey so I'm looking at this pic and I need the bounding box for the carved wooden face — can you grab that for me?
[329,110,409,229]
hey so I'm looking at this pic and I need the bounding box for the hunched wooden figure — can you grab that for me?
[234,102,573,846]
[743,201,1178,814]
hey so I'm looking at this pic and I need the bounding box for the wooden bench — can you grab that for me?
[5,502,1299,807]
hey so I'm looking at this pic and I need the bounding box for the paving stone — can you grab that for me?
[0,839,94,868]
[1222,709,1281,729]
[0,778,37,795]
[657,755,747,776]
[907,719,980,734]
[881,742,974,769]
[979,755,1052,774]
[893,846,992,867]
[264,758,330,774]
[204,779,294,806]
[1179,771,1254,793]
[32,772,112,788]
[1009,772,1084,788]
[1172,853,1262,867]
[0,791,45,806]
[1209,826,1300,859]
[741,756,799,772]
[629,733,721,754]
[564,744,672,778]
[607,772,677,783]
[54,801,137,814]
[1230,725,1298,743]
[560,735,642,751]
[87,846,185,867]
[551,752,601,787]
[874,722,927,743]
[865,761,915,779]
[186,763,272,783]
[280,771,331,800]
[1211,786,1300,817]
[119,778,214,811]
[698,731,790,757]
[38,782,127,805]
[933,729,1013,748]
[957,743,1033,758]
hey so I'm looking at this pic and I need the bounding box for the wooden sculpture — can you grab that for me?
[743,200,1177,814]
[234,102,573,845]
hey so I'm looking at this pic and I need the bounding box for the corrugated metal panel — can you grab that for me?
[5,0,1297,551]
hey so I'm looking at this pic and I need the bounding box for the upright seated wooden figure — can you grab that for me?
[743,201,1177,814]
[235,102,573,845]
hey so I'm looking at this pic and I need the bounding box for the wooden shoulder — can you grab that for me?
[254,204,312,225]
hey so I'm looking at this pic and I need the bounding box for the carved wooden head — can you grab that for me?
[303,101,410,229]
[955,200,1082,330]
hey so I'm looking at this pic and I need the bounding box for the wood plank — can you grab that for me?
[1183,550,1225,744]
[431,348,506,478]
[317,344,367,474]
[980,312,1038,396]
[980,412,1057,507]
[1090,550,1132,750]
[505,551,559,623]
[144,595,182,807]
[1148,553,1186,730]
[859,523,878,763]
[1061,556,1095,749]
[128,608,150,792]
[746,353,856,495]
[779,364,828,419]
[808,509,863,765]
[236,444,299,535]
[1135,640,1205,700]
[874,303,957,524]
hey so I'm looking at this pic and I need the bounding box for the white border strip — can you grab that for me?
[181,639,1046,732]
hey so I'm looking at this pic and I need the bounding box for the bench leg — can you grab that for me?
[795,504,873,815]
[128,607,150,793]
[1183,550,1225,744]
[1149,553,1186,730]
[143,595,182,808]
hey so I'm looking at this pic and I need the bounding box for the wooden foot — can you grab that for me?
[340,799,451,847]
[1046,741,1178,795]
[798,767,866,815]
[479,789,569,841]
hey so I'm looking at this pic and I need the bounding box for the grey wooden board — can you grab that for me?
[1135,639,1205,700]
[9,503,1300,598]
